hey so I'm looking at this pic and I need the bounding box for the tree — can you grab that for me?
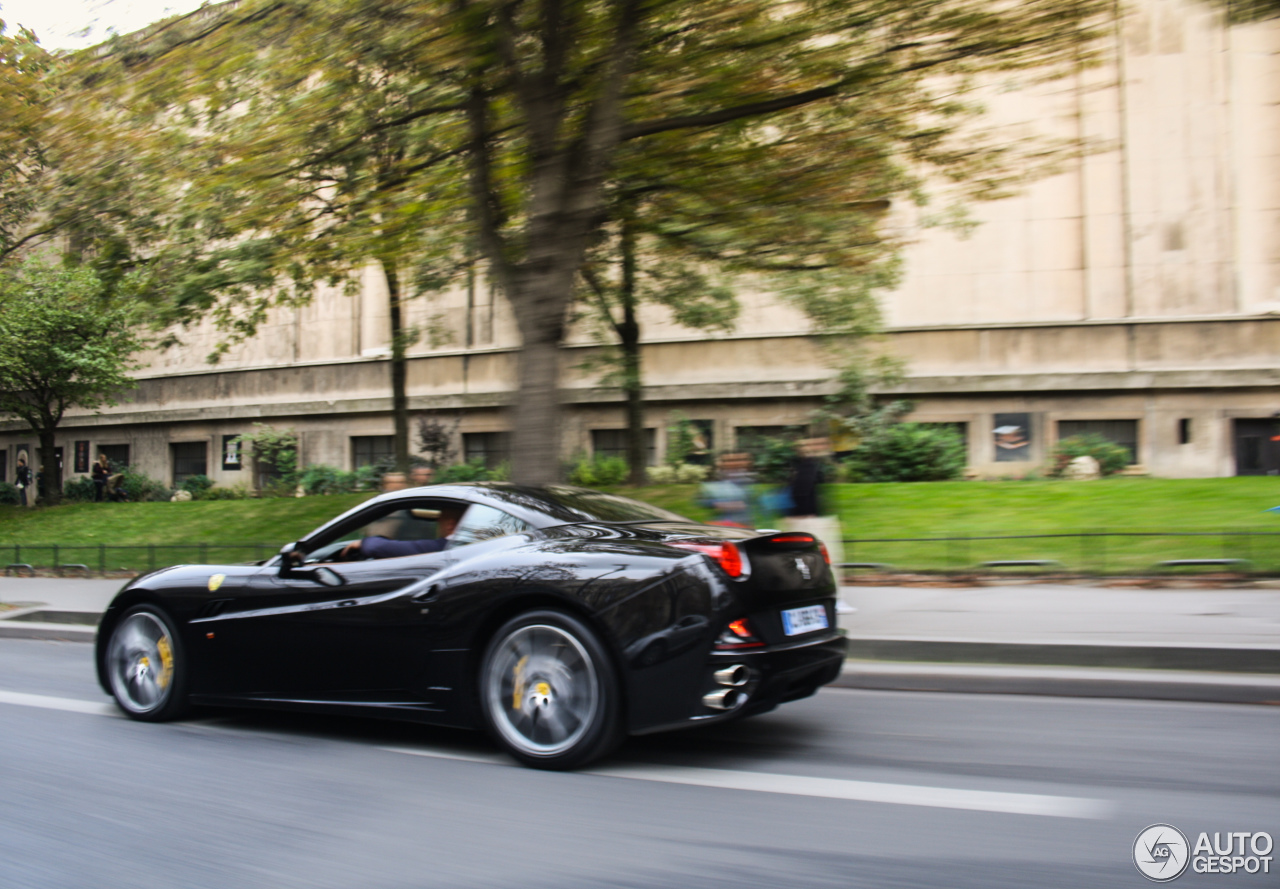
[0,20,176,281]
[0,260,145,504]
[90,0,1110,484]
[72,4,474,474]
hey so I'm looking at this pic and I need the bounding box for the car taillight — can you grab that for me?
[714,617,763,650]
[818,542,831,565]
[669,541,744,578]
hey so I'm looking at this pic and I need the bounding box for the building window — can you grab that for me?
[1057,420,1139,464]
[463,431,511,468]
[97,444,130,470]
[171,441,208,486]
[352,435,395,469]
[1178,418,1191,445]
[591,428,656,466]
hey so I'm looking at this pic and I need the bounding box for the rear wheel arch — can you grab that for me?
[477,605,625,769]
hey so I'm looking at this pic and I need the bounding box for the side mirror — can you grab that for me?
[277,542,305,574]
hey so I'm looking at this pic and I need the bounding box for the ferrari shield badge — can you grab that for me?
[208,574,225,592]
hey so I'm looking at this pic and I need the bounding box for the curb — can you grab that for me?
[0,621,97,642]
[845,637,1280,675]
[833,661,1280,705]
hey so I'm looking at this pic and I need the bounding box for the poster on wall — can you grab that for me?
[993,413,1032,462]
[222,435,243,471]
[74,440,90,473]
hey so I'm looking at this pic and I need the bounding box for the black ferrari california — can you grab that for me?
[96,483,847,769]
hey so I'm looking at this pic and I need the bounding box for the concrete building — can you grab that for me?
[3,0,1279,488]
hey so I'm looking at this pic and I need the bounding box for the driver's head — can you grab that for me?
[438,506,465,538]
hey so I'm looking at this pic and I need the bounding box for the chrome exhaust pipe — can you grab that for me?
[714,664,749,687]
[702,688,745,711]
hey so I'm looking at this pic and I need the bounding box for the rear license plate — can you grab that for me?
[781,604,829,636]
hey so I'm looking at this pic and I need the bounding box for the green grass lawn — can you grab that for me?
[4,477,1280,573]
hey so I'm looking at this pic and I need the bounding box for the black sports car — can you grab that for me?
[96,483,847,769]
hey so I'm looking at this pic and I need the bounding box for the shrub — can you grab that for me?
[645,463,710,484]
[435,458,502,483]
[63,476,98,502]
[842,423,967,482]
[751,437,799,483]
[202,484,254,500]
[353,464,383,491]
[119,466,173,502]
[568,454,629,487]
[300,464,359,495]
[179,474,215,499]
[1048,433,1130,478]
[0,482,20,505]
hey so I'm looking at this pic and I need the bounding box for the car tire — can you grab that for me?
[105,604,189,722]
[480,609,623,770]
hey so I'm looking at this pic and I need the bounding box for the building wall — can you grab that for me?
[2,0,1279,488]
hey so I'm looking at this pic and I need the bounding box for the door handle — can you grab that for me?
[410,585,438,603]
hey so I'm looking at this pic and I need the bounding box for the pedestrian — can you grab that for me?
[701,452,754,527]
[787,437,828,518]
[92,454,110,502]
[14,454,31,507]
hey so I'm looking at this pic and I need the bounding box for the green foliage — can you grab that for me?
[202,484,254,501]
[842,423,967,483]
[665,413,699,467]
[0,261,145,502]
[435,459,505,484]
[0,482,18,505]
[569,454,630,487]
[179,474,215,499]
[63,476,97,502]
[751,438,801,484]
[119,466,172,503]
[237,425,299,491]
[299,464,361,496]
[646,464,711,484]
[1049,434,1131,478]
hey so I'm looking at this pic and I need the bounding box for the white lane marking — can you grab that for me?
[379,745,508,766]
[0,691,1113,819]
[586,763,1112,819]
[380,744,1112,819]
[0,689,120,717]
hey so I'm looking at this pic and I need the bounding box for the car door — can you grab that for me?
[196,551,454,701]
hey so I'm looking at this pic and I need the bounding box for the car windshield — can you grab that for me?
[534,486,688,524]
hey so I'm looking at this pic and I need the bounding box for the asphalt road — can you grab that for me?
[1,638,1277,889]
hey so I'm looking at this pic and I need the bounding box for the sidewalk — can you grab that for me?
[3,576,1279,701]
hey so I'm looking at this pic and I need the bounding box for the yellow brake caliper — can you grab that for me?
[155,636,174,689]
[512,655,528,710]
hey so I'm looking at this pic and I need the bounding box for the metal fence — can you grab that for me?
[3,543,279,576]
[841,530,1280,575]
[4,531,1278,577]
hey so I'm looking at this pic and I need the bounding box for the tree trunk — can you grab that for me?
[36,427,60,506]
[382,256,411,474]
[510,327,564,486]
[619,215,645,486]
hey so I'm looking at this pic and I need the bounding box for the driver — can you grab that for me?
[340,506,464,559]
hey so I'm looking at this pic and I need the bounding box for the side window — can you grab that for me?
[448,504,533,548]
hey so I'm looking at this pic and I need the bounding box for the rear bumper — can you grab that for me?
[631,631,847,734]
[717,632,848,716]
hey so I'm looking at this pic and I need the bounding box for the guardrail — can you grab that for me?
[4,543,279,576]
[839,530,1280,575]
[2,531,1277,577]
